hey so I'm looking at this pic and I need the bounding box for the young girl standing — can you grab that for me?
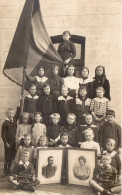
[92,65,111,100]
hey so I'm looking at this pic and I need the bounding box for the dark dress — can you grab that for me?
[23,95,39,114]
[47,124,63,140]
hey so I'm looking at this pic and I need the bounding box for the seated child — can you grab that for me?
[48,65,64,97]
[79,67,93,98]
[58,132,71,148]
[15,112,31,148]
[23,84,39,116]
[1,108,18,174]
[47,113,63,146]
[58,31,76,74]
[99,110,121,151]
[9,150,39,192]
[89,154,121,195]
[57,85,75,125]
[80,129,101,157]
[90,86,110,125]
[31,112,46,145]
[25,65,48,96]
[64,65,79,98]
[102,139,121,177]
[79,114,99,142]
[75,86,91,126]
[38,84,57,125]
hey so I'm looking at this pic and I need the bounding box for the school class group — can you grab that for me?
[1,31,121,194]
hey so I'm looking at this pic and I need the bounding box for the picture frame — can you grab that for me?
[36,148,64,185]
[67,148,97,186]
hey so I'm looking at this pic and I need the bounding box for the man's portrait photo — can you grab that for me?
[42,156,57,178]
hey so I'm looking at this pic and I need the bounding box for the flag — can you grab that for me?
[3,0,63,90]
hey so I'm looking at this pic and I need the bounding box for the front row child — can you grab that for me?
[9,150,39,192]
[90,154,121,195]
[58,132,71,148]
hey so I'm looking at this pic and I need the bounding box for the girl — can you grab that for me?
[90,86,110,125]
[48,65,64,97]
[15,112,31,147]
[92,65,111,100]
[64,65,79,98]
[25,65,48,96]
[74,86,91,126]
[31,112,46,145]
[79,67,93,98]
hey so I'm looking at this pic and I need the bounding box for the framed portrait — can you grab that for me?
[36,148,64,184]
[67,148,97,186]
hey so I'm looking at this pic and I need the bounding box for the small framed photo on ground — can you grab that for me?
[36,148,64,184]
[67,148,97,186]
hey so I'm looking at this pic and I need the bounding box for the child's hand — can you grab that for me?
[6,143,11,148]
[32,174,36,182]
[64,58,70,64]
[50,139,56,143]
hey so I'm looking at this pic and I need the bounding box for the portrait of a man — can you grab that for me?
[42,156,57,178]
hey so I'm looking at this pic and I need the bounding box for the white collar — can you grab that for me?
[6,117,14,122]
[58,96,73,101]
[19,160,30,167]
[103,150,117,157]
[79,77,93,84]
[27,94,39,99]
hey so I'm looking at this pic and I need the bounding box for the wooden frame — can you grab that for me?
[67,148,97,186]
[36,148,64,185]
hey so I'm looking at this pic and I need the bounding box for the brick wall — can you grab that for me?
[0,0,121,160]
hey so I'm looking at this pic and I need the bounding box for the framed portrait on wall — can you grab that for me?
[36,148,64,184]
[67,148,97,186]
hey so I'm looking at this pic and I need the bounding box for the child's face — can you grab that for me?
[96,67,103,76]
[85,132,94,142]
[67,115,75,124]
[106,115,114,123]
[22,115,29,124]
[61,135,68,145]
[39,138,46,147]
[21,153,29,163]
[68,67,75,76]
[43,86,50,95]
[52,117,59,125]
[82,69,89,78]
[38,68,45,76]
[85,115,93,125]
[29,86,36,96]
[24,136,31,146]
[61,88,68,96]
[52,67,58,75]
[96,89,104,98]
[7,111,15,119]
[106,142,115,152]
[79,89,87,97]
[34,114,42,123]
[79,159,85,167]
[63,33,70,41]
[102,155,111,166]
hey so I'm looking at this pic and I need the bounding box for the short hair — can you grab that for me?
[43,83,50,89]
[6,108,15,115]
[48,156,54,161]
[60,132,68,138]
[84,128,94,135]
[67,113,76,122]
[78,156,86,163]
[23,133,32,139]
[63,31,70,36]
[37,65,45,73]
[96,86,105,93]
[85,114,93,119]
[50,113,60,119]
[101,154,111,160]
[21,112,30,119]
[79,85,88,92]
[21,149,30,156]
[29,84,36,89]
[34,112,42,117]
[106,139,116,146]
[51,65,59,71]
[39,135,47,141]
[61,85,69,91]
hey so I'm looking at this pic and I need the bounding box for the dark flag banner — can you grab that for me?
[3,0,63,90]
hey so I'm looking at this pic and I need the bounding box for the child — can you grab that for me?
[31,112,46,145]
[23,84,39,114]
[79,67,93,98]
[1,108,17,174]
[48,65,64,97]
[90,86,110,125]
[90,154,121,195]
[58,31,76,73]
[38,84,57,125]
[25,65,48,96]
[15,112,31,147]
[47,113,63,146]
[64,65,79,98]
[57,85,75,125]
[102,139,121,177]
[74,86,91,126]
[58,132,71,148]
[79,114,99,142]
[92,65,111,100]
[9,150,38,192]
[80,129,101,157]
[99,110,121,151]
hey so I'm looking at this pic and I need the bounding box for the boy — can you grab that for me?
[1,108,18,174]
[9,150,38,191]
[58,132,71,148]
[38,84,57,125]
[99,110,121,151]
[90,154,121,195]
